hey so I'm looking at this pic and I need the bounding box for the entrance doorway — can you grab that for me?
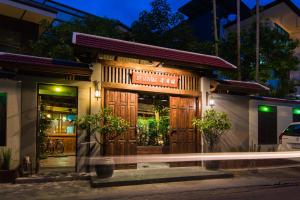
[103,89,200,167]
[37,84,78,170]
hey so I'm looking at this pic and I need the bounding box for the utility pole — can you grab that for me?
[213,0,219,56]
[237,0,241,80]
[256,0,260,82]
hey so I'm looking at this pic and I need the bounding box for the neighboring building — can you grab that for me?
[224,0,300,96]
[0,0,128,53]
[178,0,251,42]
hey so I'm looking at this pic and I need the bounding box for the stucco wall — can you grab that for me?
[0,79,21,169]
[214,94,250,151]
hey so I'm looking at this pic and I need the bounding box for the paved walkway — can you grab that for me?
[2,167,300,200]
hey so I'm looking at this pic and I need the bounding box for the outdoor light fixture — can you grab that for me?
[209,99,215,107]
[258,105,274,113]
[293,108,300,115]
[54,87,61,92]
[93,80,100,100]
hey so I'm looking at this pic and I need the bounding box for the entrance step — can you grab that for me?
[90,167,233,188]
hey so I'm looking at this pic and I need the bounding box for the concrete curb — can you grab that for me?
[90,172,234,188]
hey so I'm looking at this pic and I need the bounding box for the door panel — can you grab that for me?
[104,90,138,156]
[170,96,197,154]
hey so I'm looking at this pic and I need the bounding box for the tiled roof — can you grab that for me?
[0,52,92,76]
[217,79,270,93]
[72,32,237,71]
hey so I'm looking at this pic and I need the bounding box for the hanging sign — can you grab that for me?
[132,72,179,88]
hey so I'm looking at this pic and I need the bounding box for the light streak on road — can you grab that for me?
[88,151,300,165]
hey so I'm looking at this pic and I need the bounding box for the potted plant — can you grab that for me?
[76,108,129,178]
[193,109,231,170]
[0,147,16,183]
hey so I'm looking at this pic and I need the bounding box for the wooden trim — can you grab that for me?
[99,60,201,76]
[102,82,201,97]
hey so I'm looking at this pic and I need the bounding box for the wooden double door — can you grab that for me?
[104,90,200,157]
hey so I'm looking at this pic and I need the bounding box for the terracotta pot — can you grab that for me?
[0,169,17,183]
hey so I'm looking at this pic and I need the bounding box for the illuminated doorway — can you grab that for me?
[37,84,78,170]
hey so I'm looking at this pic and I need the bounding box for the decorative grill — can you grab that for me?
[101,65,200,92]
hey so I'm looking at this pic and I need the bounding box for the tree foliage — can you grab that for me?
[220,22,299,97]
[193,109,231,152]
[131,0,212,53]
[23,16,129,60]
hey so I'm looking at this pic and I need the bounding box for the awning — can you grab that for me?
[215,79,270,94]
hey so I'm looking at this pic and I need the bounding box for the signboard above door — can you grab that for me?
[131,72,179,88]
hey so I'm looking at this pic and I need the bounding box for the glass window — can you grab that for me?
[0,93,7,146]
[284,124,300,136]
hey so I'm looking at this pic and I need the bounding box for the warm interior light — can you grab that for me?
[46,114,51,118]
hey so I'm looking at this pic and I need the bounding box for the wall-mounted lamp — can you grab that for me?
[209,99,215,108]
[208,93,215,108]
[93,80,100,100]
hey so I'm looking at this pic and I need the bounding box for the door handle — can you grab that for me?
[170,129,176,136]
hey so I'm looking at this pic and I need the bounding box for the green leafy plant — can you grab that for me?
[76,108,129,144]
[193,109,231,152]
[38,104,51,160]
[0,148,12,170]
[137,118,149,146]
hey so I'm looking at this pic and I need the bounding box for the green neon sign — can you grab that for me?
[293,108,300,115]
[258,105,274,113]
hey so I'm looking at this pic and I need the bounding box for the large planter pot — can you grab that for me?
[95,158,114,178]
[0,169,17,183]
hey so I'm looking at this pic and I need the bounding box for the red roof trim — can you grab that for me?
[251,96,300,105]
[0,52,91,69]
[217,80,270,92]
[72,32,237,71]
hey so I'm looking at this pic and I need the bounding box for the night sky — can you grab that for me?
[55,0,300,26]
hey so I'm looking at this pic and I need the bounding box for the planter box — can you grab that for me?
[137,146,169,155]
[0,169,18,183]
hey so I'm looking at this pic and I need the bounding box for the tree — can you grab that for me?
[131,0,183,46]
[23,16,129,60]
[193,109,231,152]
[131,0,212,53]
[256,0,260,82]
[237,0,241,80]
[213,0,219,56]
[220,22,299,97]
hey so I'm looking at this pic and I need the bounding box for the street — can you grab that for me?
[2,167,300,200]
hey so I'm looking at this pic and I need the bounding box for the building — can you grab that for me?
[178,0,251,42]
[224,0,300,96]
[0,0,128,53]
